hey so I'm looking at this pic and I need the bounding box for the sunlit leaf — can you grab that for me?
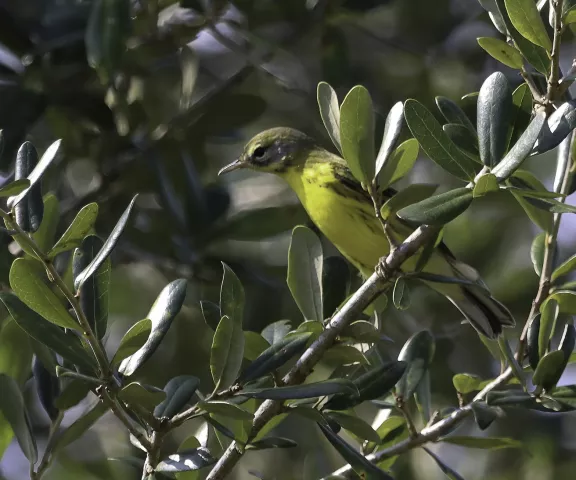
[396,331,435,399]
[156,448,216,473]
[440,435,522,450]
[377,138,420,190]
[504,0,552,50]
[49,203,99,258]
[111,319,152,366]
[375,102,404,178]
[477,37,524,69]
[210,315,244,390]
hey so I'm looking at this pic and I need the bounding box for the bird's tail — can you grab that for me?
[421,252,515,339]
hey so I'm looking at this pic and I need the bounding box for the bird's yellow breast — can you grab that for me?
[282,163,389,275]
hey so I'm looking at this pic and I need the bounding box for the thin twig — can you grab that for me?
[546,0,565,104]
[31,412,64,480]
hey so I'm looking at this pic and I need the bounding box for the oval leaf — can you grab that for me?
[477,37,524,68]
[477,72,512,167]
[396,330,435,399]
[404,99,477,180]
[339,85,375,183]
[210,315,245,390]
[377,138,420,190]
[375,102,404,177]
[111,319,152,366]
[154,376,200,419]
[396,187,473,226]
[10,257,79,330]
[504,0,552,50]
[49,203,99,258]
[241,379,357,400]
[532,350,566,391]
[287,226,323,321]
[317,81,342,153]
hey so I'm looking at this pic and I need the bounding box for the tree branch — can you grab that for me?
[205,225,437,480]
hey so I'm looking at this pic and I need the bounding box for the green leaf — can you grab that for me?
[396,188,474,226]
[85,0,131,80]
[324,362,407,410]
[261,320,292,345]
[111,319,152,366]
[53,401,108,451]
[381,184,438,220]
[318,422,394,479]
[435,96,476,134]
[247,437,298,450]
[8,140,61,210]
[325,411,381,443]
[477,37,524,68]
[392,277,410,310]
[0,293,95,372]
[495,0,550,75]
[0,374,36,463]
[0,179,29,198]
[404,99,477,180]
[119,279,187,376]
[545,290,576,314]
[287,226,324,321]
[527,314,541,370]
[220,262,245,323]
[396,330,435,399]
[241,379,357,400]
[532,350,566,390]
[33,356,60,420]
[49,203,98,258]
[243,331,270,362]
[493,112,547,181]
[119,382,166,412]
[156,448,216,473]
[54,380,91,410]
[470,402,501,431]
[339,85,375,183]
[200,301,220,331]
[452,373,485,394]
[210,315,245,389]
[317,82,342,153]
[367,416,407,458]
[375,102,404,178]
[9,257,79,330]
[342,320,391,343]
[552,253,576,281]
[441,435,522,450]
[477,72,513,167]
[443,124,480,162]
[200,401,253,420]
[473,174,499,197]
[154,376,199,418]
[509,184,553,232]
[532,100,576,155]
[531,232,546,276]
[538,300,559,359]
[507,83,533,152]
[239,332,311,383]
[0,319,33,385]
[423,447,465,480]
[504,0,552,50]
[565,5,576,23]
[377,138,420,190]
[73,235,110,339]
[323,344,369,366]
[74,195,138,291]
[415,370,432,423]
[32,194,60,253]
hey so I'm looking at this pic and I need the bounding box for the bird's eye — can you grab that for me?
[253,146,267,159]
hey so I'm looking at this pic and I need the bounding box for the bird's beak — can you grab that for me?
[218,157,247,176]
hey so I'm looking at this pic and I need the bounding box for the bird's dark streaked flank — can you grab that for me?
[219,127,515,338]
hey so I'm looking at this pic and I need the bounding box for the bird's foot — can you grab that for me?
[375,258,392,280]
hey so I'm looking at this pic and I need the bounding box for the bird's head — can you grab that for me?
[218,127,315,176]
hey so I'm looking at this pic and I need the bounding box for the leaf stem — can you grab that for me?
[546,0,565,104]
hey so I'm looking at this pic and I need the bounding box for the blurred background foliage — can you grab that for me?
[0,0,575,478]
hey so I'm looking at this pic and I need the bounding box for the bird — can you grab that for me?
[218,127,515,338]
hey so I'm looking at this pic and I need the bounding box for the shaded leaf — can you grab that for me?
[318,422,394,479]
[339,85,375,183]
[0,374,36,463]
[441,435,522,450]
[323,256,351,319]
[323,344,369,366]
[552,252,576,281]
[74,195,138,291]
[53,401,108,451]
[538,299,559,359]
[54,380,92,410]
[404,99,477,180]
[325,411,380,443]
[119,382,166,412]
[435,96,476,134]
[241,379,357,400]
[470,402,501,430]
[243,331,271,362]
[32,194,59,253]
[397,188,474,226]
[247,437,298,450]
[507,83,533,152]
[200,401,253,420]
[155,376,199,418]
[220,263,245,323]
[200,301,220,331]
[423,447,465,480]
[532,350,566,390]
[396,331,435,399]
[180,45,198,111]
[261,320,292,345]
[287,226,323,321]
[33,356,60,420]
[119,279,187,376]
[239,332,312,383]
[317,82,342,153]
[443,124,479,162]
[210,315,244,389]
[111,319,152,366]
[527,314,541,370]
[0,293,95,372]
[381,184,438,220]
[531,232,546,276]
[392,277,410,310]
